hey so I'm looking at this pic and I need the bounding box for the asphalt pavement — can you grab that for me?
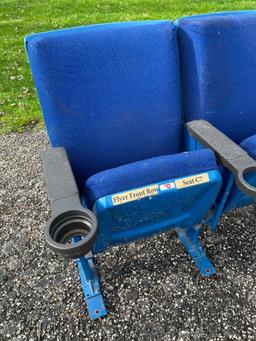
[0,129,255,340]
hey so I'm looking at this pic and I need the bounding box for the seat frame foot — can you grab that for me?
[76,253,107,319]
[176,225,216,277]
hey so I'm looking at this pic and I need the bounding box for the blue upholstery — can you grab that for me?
[240,134,256,160]
[177,11,256,143]
[84,149,218,208]
[25,20,181,190]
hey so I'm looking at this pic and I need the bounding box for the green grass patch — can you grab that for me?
[1,0,256,134]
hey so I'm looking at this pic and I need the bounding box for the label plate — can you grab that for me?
[175,173,209,189]
[112,185,158,206]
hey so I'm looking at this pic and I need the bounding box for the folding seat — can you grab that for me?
[177,11,256,230]
[25,20,222,319]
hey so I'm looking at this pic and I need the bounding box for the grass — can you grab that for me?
[1,0,256,134]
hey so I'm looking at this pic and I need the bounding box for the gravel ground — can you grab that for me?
[0,129,256,341]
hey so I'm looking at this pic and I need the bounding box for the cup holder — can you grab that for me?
[44,209,98,259]
[236,166,256,198]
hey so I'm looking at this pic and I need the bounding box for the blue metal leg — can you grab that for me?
[176,225,216,277]
[76,254,107,319]
[72,236,107,320]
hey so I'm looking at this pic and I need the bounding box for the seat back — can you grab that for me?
[25,21,181,190]
[177,11,256,143]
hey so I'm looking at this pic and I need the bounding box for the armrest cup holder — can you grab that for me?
[236,165,256,198]
[41,147,98,259]
[44,208,97,259]
[187,120,256,198]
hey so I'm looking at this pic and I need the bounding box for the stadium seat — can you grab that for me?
[25,20,222,319]
[177,11,256,230]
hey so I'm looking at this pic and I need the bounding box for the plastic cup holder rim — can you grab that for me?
[236,165,256,197]
[44,208,98,258]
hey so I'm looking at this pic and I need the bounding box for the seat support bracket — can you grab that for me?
[76,253,107,320]
[176,225,216,277]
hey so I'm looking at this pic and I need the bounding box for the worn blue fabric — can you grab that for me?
[177,11,256,143]
[240,134,256,159]
[25,20,181,190]
[84,148,218,207]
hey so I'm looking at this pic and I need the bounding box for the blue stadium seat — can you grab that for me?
[177,11,256,229]
[25,20,222,319]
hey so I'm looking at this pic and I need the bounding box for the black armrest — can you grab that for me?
[187,120,256,198]
[41,147,98,258]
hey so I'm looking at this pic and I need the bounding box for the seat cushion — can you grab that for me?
[84,149,218,208]
[25,20,181,191]
[177,11,256,144]
[240,134,256,159]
